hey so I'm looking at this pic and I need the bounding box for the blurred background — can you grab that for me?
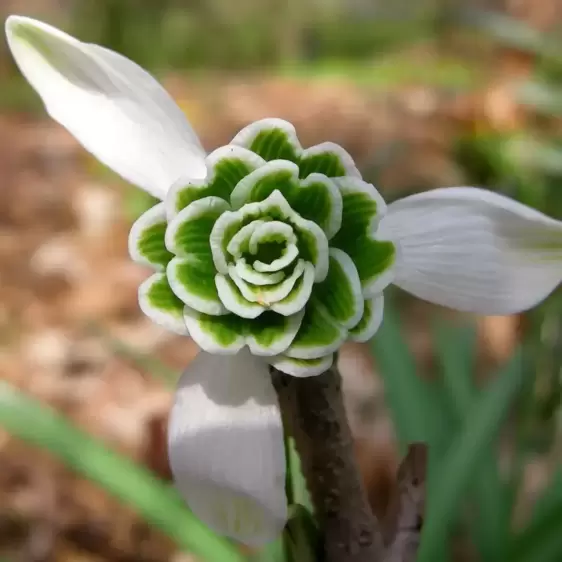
[0,0,561,561]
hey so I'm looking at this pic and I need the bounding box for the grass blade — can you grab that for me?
[370,295,453,450]
[0,382,246,562]
[432,321,510,562]
[417,348,523,562]
[510,502,562,562]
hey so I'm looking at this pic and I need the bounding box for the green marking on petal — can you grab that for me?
[299,142,360,179]
[331,177,386,247]
[166,146,264,217]
[341,236,396,296]
[138,273,188,335]
[285,299,347,359]
[234,259,284,286]
[246,309,305,356]
[128,203,173,270]
[165,197,229,263]
[230,160,299,210]
[270,261,315,316]
[311,248,364,329]
[215,274,265,318]
[267,354,334,377]
[167,255,226,315]
[349,295,384,342]
[184,307,246,354]
[231,118,302,163]
[288,173,342,239]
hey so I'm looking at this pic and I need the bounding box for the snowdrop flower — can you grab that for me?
[6,15,562,546]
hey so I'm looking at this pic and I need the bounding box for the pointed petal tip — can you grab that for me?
[5,14,206,200]
[5,14,70,46]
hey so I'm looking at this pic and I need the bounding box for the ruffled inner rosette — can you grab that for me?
[128,119,396,376]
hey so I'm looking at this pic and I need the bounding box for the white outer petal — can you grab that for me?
[168,350,287,546]
[377,187,562,314]
[6,16,206,199]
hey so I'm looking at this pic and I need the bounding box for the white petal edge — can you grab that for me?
[270,261,316,316]
[377,187,562,314]
[128,202,168,270]
[267,353,334,377]
[335,176,388,230]
[215,274,266,319]
[249,221,296,255]
[167,256,228,316]
[228,260,306,305]
[301,142,361,178]
[183,307,245,354]
[230,160,299,210]
[326,248,365,329]
[299,173,343,239]
[285,302,348,360]
[6,16,206,199]
[349,295,384,343]
[230,118,303,156]
[138,273,189,335]
[168,349,287,546]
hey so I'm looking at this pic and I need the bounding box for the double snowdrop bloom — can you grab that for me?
[7,15,562,546]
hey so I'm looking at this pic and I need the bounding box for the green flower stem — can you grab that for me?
[270,363,383,562]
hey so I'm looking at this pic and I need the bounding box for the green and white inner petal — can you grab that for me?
[267,353,334,378]
[138,273,189,335]
[248,221,299,273]
[128,203,173,270]
[254,244,299,272]
[248,221,295,256]
[299,142,361,179]
[184,305,304,356]
[330,177,387,246]
[184,307,246,354]
[215,274,266,319]
[210,191,329,282]
[230,160,299,210]
[234,259,284,286]
[311,248,364,329]
[166,145,265,218]
[228,260,306,305]
[230,118,303,164]
[165,196,230,260]
[226,220,264,259]
[269,261,315,316]
[287,173,343,239]
[245,309,305,356]
[284,299,347,359]
[349,294,385,343]
[167,255,227,315]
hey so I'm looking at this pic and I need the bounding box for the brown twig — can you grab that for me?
[382,443,427,562]
[271,364,384,562]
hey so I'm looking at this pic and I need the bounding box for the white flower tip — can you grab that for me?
[6,15,67,53]
[5,14,207,200]
[168,351,287,546]
[6,14,34,36]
